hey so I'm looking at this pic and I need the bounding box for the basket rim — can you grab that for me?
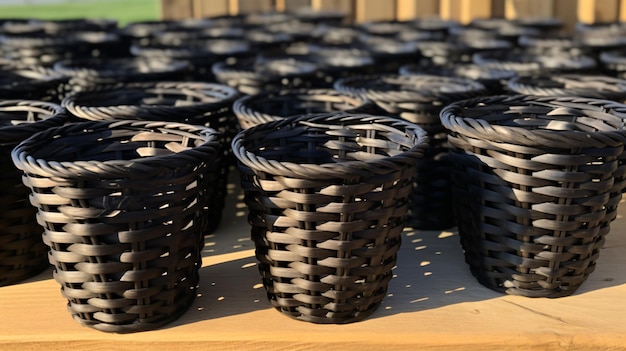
[234,87,370,116]
[11,119,221,179]
[61,81,240,120]
[232,112,428,179]
[0,100,66,142]
[439,94,626,148]
[507,74,626,99]
[334,74,487,102]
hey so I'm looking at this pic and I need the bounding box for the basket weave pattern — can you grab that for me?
[233,112,428,323]
[0,100,68,286]
[11,120,220,332]
[334,74,486,229]
[440,95,626,297]
[62,82,240,234]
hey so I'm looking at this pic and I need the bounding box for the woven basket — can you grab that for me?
[233,88,384,129]
[599,49,626,79]
[212,57,318,95]
[130,39,251,81]
[440,95,626,297]
[61,81,240,234]
[399,63,516,95]
[233,112,428,323]
[0,31,126,65]
[11,120,220,332]
[53,57,190,92]
[506,74,626,101]
[356,35,421,73]
[305,45,376,86]
[0,100,68,286]
[473,50,597,76]
[0,64,69,103]
[334,74,487,229]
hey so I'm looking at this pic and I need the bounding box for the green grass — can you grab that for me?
[0,0,161,27]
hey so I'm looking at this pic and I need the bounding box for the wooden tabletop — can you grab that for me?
[1,176,625,351]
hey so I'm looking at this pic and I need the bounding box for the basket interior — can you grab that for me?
[26,127,206,162]
[245,91,364,117]
[244,119,417,165]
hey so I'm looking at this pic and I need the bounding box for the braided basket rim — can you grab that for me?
[507,74,626,99]
[439,94,626,147]
[61,81,240,120]
[233,88,373,123]
[232,112,429,179]
[0,100,66,143]
[11,119,220,178]
[334,74,487,102]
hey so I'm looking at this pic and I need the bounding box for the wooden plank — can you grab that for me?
[505,0,554,19]
[311,0,355,23]
[192,0,229,18]
[355,0,396,22]
[462,0,493,23]
[491,0,505,18]
[440,0,462,21]
[232,0,274,14]
[621,0,626,21]
[396,0,440,21]
[578,0,619,23]
[284,0,313,11]
[441,0,493,24]
[553,0,578,31]
[161,0,194,20]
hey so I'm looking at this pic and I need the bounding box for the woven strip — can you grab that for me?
[0,100,68,287]
[233,112,428,323]
[62,82,240,233]
[334,74,487,229]
[440,95,626,297]
[11,120,220,332]
[233,88,384,129]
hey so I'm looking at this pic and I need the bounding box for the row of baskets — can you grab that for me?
[3,14,626,332]
[4,82,626,331]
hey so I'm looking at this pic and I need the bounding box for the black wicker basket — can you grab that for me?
[233,112,428,323]
[0,64,69,103]
[11,120,221,332]
[440,95,626,297]
[212,57,318,95]
[0,100,68,287]
[130,39,251,81]
[506,74,626,101]
[399,63,516,95]
[61,82,240,234]
[53,57,190,92]
[233,88,385,129]
[334,74,487,229]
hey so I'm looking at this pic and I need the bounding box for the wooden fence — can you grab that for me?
[161,0,626,31]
